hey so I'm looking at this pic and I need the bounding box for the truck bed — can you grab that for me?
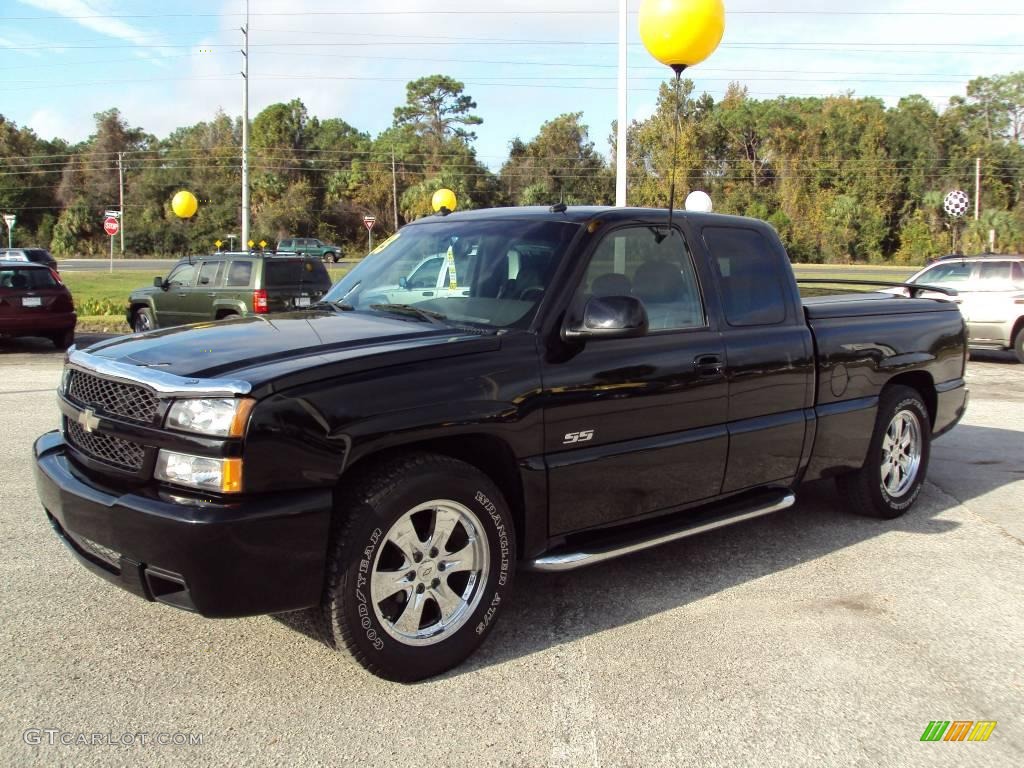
[802,291,958,319]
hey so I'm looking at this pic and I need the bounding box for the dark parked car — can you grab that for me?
[0,247,59,271]
[277,237,341,263]
[0,260,75,348]
[34,207,967,681]
[126,251,332,332]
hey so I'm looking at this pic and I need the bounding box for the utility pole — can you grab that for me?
[614,0,628,207]
[391,148,399,230]
[240,0,250,249]
[117,152,124,254]
[974,156,980,221]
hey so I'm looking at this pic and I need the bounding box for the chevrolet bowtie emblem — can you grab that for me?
[77,408,100,433]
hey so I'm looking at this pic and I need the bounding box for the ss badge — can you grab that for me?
[563,429,594,445]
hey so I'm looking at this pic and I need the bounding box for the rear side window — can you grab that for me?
[0,267,57,289]
[226,261,253,287]
[264,259,331,289]
[279,240,292,249]
[976,261,1015,290]
[198,261,223,286]
[703,226,787,326]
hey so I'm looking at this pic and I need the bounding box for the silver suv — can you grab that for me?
[902,255,1024,362]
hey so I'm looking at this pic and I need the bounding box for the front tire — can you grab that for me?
[322,453,516,681]
[837,385,931,519]
[132,307,155,333]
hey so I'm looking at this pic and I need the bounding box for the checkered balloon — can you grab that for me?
[943,189,969,218]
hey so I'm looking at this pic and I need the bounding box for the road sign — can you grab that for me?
[104,210,121,219]
[103,217,120,236]
[215,239,223,248]
[247,239,254,248]
[363,216,377,231]
[259,240,267,249]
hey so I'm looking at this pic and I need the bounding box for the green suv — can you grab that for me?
[127,252,332,332]
[277,237,341,263]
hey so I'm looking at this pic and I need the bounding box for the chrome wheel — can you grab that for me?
[370,499,489,647]
[880,409,922,497]
[134,311,152,332]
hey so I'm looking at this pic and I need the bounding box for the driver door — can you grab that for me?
[152,262,197,327]
[541,224,729,535]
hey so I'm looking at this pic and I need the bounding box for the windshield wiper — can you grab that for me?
[369,303,449,325]
[309,299,354,312]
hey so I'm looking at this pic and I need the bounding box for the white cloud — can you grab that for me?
[18,0,151,43]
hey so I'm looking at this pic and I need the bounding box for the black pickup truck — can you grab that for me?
[34,207,968,681]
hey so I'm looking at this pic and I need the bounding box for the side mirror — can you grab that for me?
[562,295,649,341]
[153,276,166,289]
[398,276,409,289]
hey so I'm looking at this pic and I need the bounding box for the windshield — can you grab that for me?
[911,261,973,287]
[323,218,581,328]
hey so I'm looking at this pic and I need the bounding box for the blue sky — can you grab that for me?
[0,1,1021,168]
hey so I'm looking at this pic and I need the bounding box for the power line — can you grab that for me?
[3,9,1023,19]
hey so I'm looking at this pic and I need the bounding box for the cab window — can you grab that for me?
[407,257,444,288]
[702,226,787,326]
[576,226,705,331]
[914,262,972,287]
[166,263,197,288]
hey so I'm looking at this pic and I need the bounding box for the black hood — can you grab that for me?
[83,310,494,384]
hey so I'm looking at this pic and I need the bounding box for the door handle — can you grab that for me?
[208,292,216,297]
[694,354,725,378]
[422,291,434,296]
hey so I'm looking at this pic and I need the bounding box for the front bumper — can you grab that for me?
[33,431,333,618]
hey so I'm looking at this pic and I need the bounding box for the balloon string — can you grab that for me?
[666,65,685,235]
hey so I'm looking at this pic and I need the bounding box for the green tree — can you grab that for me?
[394,75,483,166]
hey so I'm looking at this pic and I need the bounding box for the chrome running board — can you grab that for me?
[526,491,796,572]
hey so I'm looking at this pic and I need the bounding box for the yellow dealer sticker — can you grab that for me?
[369,232,399,255]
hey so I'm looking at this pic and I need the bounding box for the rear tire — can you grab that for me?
[326,252,339,263]
[837,385,931,519]
[216,311,238,322]
[132,307,155,333]
[1014,330,1024,364]
[51,329,74,350]
[321,453,516,682]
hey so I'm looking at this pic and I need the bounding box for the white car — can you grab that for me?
[898,255,1024,362]
[360,253,473,306]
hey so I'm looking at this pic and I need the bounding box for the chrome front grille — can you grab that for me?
[65,419,145,471]
[67,370,159,424]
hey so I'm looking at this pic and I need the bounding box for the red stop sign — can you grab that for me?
[103,216,120,236]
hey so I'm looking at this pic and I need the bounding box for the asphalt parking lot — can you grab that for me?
[1,337,1021,767]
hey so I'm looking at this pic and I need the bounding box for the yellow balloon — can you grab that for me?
[171,190,198,219]
[431,188,458,213]
[639,0,726,69]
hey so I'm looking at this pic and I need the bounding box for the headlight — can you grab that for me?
[155,450,243,493]
[58,367,72,396]
[165,397,254,437]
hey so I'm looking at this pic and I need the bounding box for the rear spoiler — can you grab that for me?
[797,279,958,299]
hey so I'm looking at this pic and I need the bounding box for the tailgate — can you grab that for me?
[263,259,331,310]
